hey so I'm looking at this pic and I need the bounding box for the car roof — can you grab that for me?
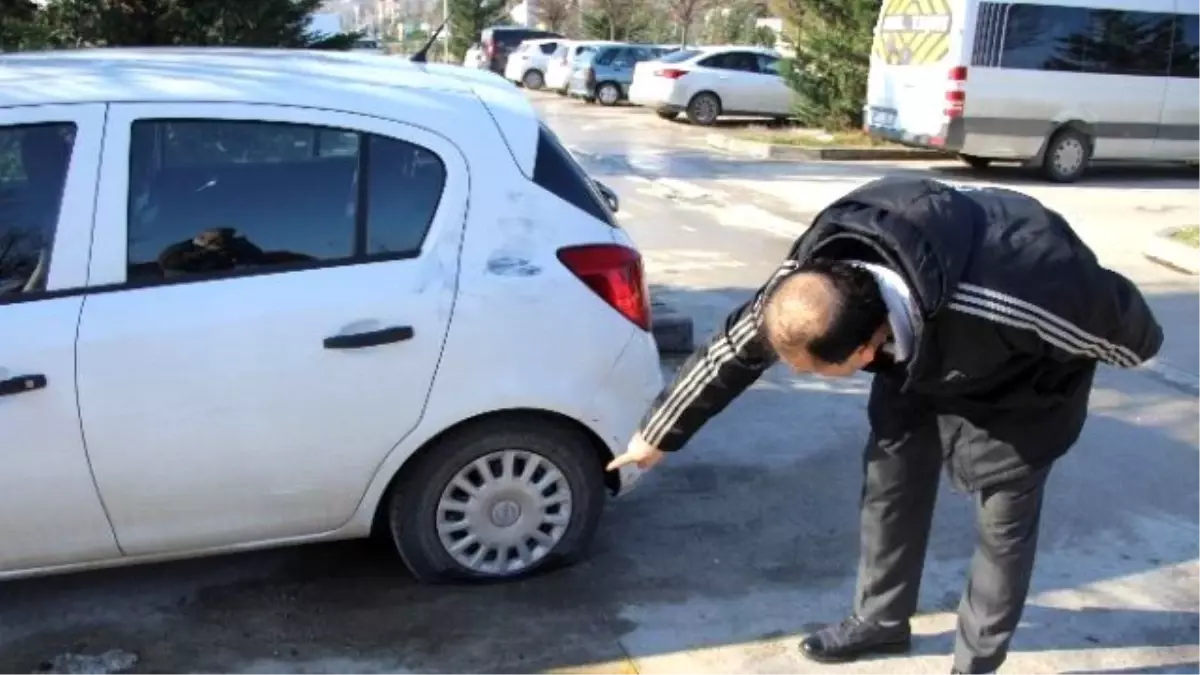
[0,47,542,176]
[694,44,779,55]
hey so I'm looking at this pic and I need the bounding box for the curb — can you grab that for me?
[1143,228,1199,275]
[651,301,695,355]
[706,133,950,161]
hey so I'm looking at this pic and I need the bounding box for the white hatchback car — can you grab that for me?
[546,40,616,95]
[629,45,794,125]
[503,38,563,90]
[0,48,660,583]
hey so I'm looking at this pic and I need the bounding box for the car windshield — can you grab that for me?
[659,49,701,63]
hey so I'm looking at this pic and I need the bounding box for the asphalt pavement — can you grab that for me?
[1,91,1196,675]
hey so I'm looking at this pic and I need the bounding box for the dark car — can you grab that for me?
[480,26,563,74]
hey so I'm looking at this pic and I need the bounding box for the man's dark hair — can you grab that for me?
[761,258,889,364]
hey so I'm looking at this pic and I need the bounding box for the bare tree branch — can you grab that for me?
[535,0,571,32]
[665,0,709,45]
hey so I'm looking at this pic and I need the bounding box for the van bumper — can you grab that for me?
[865,115,966,152]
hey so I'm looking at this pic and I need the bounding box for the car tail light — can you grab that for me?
[485,40,495,58]
[557,245,651,331]
[944,65,967,119]
[655,68,687,79]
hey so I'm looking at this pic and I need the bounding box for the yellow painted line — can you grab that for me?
[548,657,639,674]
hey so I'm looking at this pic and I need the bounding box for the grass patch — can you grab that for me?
[1170,226,1200,248]
[732,127,901,148]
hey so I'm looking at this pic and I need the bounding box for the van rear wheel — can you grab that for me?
[1040,127,1091,183]
[959,154,992,170]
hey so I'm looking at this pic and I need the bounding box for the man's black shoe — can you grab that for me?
[799,615,912,664]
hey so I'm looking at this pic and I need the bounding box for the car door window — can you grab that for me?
[540,41,558,55]
[125,120,445,284]
[0,123,76,296]
[698,53,732,69]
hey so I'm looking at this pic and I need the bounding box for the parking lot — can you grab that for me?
[2,90,1197,675]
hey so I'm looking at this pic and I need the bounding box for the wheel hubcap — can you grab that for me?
[1053,138,1084,175]
[436,449,573,576]
[696,98,716,122]
[600,86,618,104]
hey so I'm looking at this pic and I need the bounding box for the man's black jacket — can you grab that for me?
[637,176,1163,490]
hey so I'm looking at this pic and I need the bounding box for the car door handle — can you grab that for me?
[323,326,414,350]
[0,374,47,397]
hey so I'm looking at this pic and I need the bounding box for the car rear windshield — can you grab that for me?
[659,49,701,63]
[532,123,615,227]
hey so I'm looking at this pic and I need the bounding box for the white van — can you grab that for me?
[864,0,1199,182]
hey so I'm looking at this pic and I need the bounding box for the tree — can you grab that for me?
[779,0,878,131]
[446,0,507,61]
[700,0,765,45]
[0,0,45,50]
[665,0,709,46]
[19,0,363,50]
[535,0,572,33]
[583,0,652,40]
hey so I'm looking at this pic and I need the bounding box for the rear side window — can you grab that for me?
[701,51,760,72]
[595,48,619,65]
[539,41,558,55]
[0,123,75,296]
[660,49,700,63]
[126,120,446,284]
[532,123,614,227]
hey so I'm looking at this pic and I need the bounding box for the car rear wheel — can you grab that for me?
[686,92,721,125]
[596,82,621,106]
[656,109,679,120]
[522,69,545,90]
[387,416,606,583]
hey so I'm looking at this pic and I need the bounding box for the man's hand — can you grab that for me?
[606,432,666,472]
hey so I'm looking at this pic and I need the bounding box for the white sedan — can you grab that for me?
[0,48,659,583]
[629,45,794,125]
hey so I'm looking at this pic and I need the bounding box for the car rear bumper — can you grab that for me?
[584,328,663,497]
[629,82,685,109]
[546,66,570,89]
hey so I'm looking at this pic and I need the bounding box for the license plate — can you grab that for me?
[871,110,897,128]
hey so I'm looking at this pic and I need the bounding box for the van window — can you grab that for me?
[999,4,1089,71]
[1171,13,1199,77]
[994,3,1188,78]
[1090,10,1173,76]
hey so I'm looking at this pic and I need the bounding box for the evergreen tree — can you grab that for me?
[446,0,507,62]
[25,0,361,50]
[779,0,879,130]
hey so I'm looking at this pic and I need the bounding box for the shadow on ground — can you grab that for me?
[0,285,1196,674]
